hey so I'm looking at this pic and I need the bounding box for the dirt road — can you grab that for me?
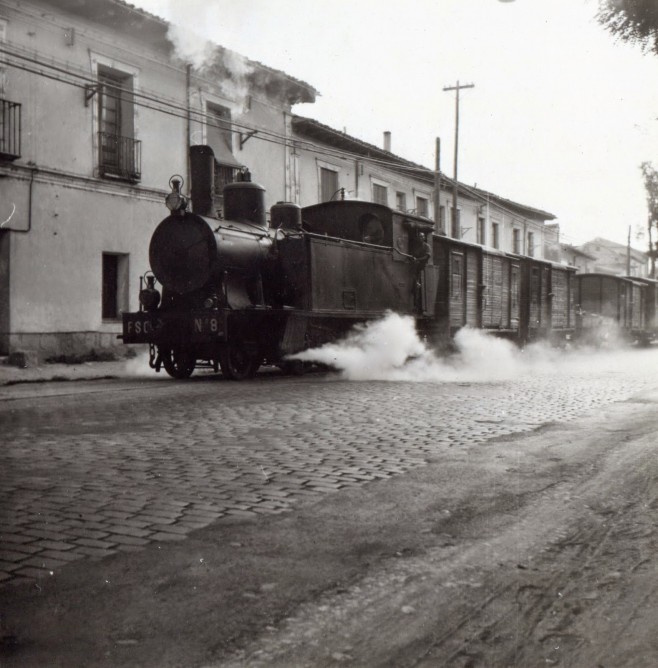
[1,386,657,667]
[216,391,658,668]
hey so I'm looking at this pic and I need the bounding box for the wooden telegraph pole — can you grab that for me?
[443,81,474,237]
[434,137,442,232]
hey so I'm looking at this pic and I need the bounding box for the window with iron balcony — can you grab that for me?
[0,98,21,161]
[97,67,141,182]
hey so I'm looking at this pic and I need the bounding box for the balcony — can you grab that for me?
[98,132,141,182]
[0,99,22,161]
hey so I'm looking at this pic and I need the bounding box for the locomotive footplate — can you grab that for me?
[122,311,228,344]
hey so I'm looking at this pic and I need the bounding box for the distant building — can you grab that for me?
[559,244,596,273]
[577,237,648,277]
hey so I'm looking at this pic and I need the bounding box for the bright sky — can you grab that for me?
[131,0,658,248]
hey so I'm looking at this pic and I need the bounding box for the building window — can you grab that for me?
[451,208,461,238]
[320,167,339,202]
[207,104,240,172]
[373,183,388,206]
[207,103,241,213]
[416,196,428,218]
[102,253,129,320]
[396,192,406,211]
[477,216,486,245]
[527,231,535,257]
[0,98,21,160]
[439,205,447,232]
[98,66,140,181]
[492,222,500,249]
[513,228,521,254]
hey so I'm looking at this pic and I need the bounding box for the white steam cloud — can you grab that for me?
[124,350,154,377]
[166,24,216,72]
[157,0,255,116]
[289,312,654,383]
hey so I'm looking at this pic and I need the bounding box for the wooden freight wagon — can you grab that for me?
[575,273,647,341]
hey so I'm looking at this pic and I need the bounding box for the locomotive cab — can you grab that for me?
[272,199,436,318]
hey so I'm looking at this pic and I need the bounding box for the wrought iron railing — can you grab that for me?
[98,132,141,181]
[0,99,21,160]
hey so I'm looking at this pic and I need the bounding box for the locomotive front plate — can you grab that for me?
[123,311,228,344]
[190,314,226,339]
[123,312,165,343]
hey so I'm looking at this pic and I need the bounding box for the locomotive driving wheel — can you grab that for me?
[219,345,261,381]
[161,346,196,379]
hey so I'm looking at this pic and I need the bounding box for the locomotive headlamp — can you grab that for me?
[165,175,188,214]
[139,275,161,311]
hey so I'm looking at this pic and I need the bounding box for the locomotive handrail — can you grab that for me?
[393,247,416,261]
[303,230,391,250]
[213,221,270,238]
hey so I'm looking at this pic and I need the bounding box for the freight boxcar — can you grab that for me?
[575,273,647,343]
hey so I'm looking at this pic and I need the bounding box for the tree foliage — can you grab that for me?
[641,162,658,220]
[597,0,658,54]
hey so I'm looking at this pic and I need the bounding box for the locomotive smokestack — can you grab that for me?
[383,131,391,152]
[190,145,216,217]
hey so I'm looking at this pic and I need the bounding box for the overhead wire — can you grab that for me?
[1,42,556,221]
[0,43,438,176]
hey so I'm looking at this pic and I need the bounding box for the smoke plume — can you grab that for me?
[157,0,254,115]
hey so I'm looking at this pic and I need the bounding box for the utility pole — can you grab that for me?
[626,225,631,275]
[443,81,474,237]
[434,137,442,232]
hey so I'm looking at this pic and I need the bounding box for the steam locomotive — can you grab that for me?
[121,146,655,379]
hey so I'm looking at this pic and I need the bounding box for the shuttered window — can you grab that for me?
[513,229,521,254]
[451,208,461,238]
[492,223,500,249]
[416,196,428,217]
[320,167,339,202]
[373,183,388,206]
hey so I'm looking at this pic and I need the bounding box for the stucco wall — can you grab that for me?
[1,172,163,356]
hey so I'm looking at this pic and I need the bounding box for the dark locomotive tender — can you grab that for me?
[121,145,651,379]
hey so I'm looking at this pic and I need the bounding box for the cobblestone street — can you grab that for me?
[1,348,656,587]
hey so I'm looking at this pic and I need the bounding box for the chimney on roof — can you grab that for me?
[383,131,391,152]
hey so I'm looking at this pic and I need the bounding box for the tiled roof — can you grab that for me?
[293,115,556,221]
[111,0,317,100]
[43,0,317,102]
